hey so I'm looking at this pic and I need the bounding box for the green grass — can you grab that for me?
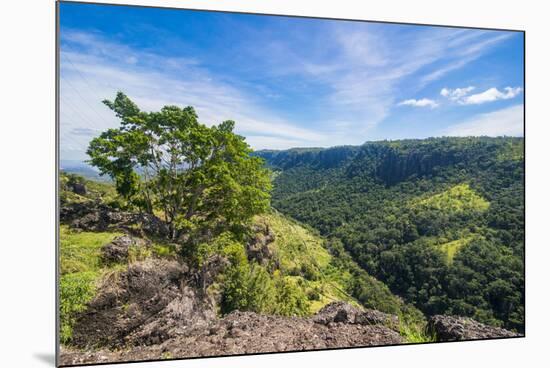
[439,235,477,265]
[256,212,331,275]
[59,225,179,344]
[152,242,177,258]
[416,183,490,214]
[399,321,436,343]
[253,212,360,314]
[60,225,122,275]
[59,225,122,344]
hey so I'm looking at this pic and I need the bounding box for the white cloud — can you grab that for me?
[443,104,523,136]
[461,87,523,105]
[243,25,512,138]
[398,98,439,108]
[420,33,512,85]
[59,30,327,160]
[441,86,476,100]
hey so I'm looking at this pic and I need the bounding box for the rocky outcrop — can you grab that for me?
[314,301,399,329]
[70,258,216,349]
[246,222,275,265]
[427,315,520,341]
[60,201,169,237]
[101,235,149,263]
[61,302,404,366]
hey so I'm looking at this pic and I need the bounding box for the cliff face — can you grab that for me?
[256,137,524,186]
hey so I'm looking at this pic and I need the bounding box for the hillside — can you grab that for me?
[255,137,525,332]
[59,172,443,364]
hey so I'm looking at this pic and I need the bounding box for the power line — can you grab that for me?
[60,74,113,126]
[62,51,118,104]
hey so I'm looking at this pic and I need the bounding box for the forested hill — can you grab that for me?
[255,137,525,332]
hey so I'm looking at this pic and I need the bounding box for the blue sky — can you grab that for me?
[59,2,524,162]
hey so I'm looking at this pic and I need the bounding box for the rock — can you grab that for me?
[246,223,275,264]
[70,259,197,349]
[61,201,169,237]
[313,302,399,329]
[355,309,400,329]
[427,315,520,341]
[60,306,404,366]
[101,235,149,263]
[70,182,87,195]
[313,301,360,324]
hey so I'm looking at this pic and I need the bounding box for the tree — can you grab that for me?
[87,92,271,238]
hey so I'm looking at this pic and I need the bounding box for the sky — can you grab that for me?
[59,2,524,162]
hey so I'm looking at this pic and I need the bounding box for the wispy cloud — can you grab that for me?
[443,104,523,136]
[230,23,514,141]
[60,30,327,159]
[398,98,439,108]
[419,33,512,85]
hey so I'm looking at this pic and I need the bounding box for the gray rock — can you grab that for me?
[313,301,399,329]
[428,315,520,341]
[101,235,148,263]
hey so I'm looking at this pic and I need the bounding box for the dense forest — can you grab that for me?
[255,137,524,332]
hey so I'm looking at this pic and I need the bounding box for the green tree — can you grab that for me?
[87,92,271,238]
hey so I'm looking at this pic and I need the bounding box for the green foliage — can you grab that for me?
[152,243,177,258]
[399,321,435,344]
[87,92,271,238]
[128,245,152,263]
[59,226,124,344]
[257,137,524,331]
[60,272,98,344]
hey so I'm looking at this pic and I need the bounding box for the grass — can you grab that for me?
[416,183,490,214]
[60,271,99,343]
[438,235,477,265]
[253,212,360,314]
[399,321,436,343]
[60,225,122,275]
[59,225,122,344]
[59,225,179,344]
[60,172,118,205]
[256,212,331,275]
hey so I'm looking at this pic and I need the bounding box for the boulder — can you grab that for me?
[101,235,149,263]
[70,182,87,195]
[313,301,361,324]
[71,258,196,349]
[313,301,399,329]
[61,201,169,237]
[427,315,520,341]
[246,223,275,264]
